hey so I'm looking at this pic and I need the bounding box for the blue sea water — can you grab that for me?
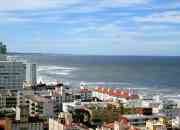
[10,53,180,94]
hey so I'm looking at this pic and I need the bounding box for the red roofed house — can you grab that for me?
[92,87,139,102]
[80,88,92,100]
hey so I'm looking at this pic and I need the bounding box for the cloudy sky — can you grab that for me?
[0,0,180,55]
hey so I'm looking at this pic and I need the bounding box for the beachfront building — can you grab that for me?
[0,42,37,90]
[92,87,139,102]
[80,88,92,101]
[25,63,37,87]
[0,60,26,90]
[0,43,26,90]
[0,60,37,90]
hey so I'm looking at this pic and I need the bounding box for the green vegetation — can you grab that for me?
[90,104,123,123]
[72,109,91,125]
[0,111,15,118]
[0,42,7,54]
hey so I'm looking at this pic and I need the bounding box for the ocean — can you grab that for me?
[9,53,180,95]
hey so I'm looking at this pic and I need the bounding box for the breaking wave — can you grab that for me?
[37,65,78,83]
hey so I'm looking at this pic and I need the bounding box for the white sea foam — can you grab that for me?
[83,82,132,85]
[37,75,64,85]
[37,65,77,72]
[37,65,78,83]
[48,71,71,76]
[38,66,77,75]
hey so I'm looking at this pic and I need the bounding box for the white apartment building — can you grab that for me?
[25,95,54,117]
[25,63,37,86]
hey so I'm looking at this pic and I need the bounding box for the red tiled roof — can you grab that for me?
[94,87,139,99]
[80,88,92,93]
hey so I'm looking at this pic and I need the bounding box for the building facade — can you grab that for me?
[25,95,54,118]
[160,100,178,120]
[0,61,26,90]
[0,91,17,108]
[25,63,37,86]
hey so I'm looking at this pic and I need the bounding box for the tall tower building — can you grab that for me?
[0,61,26,89]
[25,63,37,86]
[0,42,38,90]
[0,42,26,90]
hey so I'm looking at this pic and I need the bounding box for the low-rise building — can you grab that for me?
[80,88,92,101]
[92,87,139,102]
[146,117,171,130]
[122,114,162,127]
[49,112,88,130]
[0,91,17,108]
[159,100,177,120]
[98,119,138,130]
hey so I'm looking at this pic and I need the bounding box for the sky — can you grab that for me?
[0,0,180,56]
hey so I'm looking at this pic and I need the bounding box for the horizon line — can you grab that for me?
[7,52,180,57]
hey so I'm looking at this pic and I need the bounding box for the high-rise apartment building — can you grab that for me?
[25,63,37,86]
[0,61,26,89]
[0,42,37,90]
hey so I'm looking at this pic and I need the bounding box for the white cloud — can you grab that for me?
[0,0,148,23]
[0,0,82,11]
[0,12,31,23]
[0,0,148,11]
[64,0,148,13]
[135,11,180,23]
[100,0,147,7]
[0,11,66,24]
